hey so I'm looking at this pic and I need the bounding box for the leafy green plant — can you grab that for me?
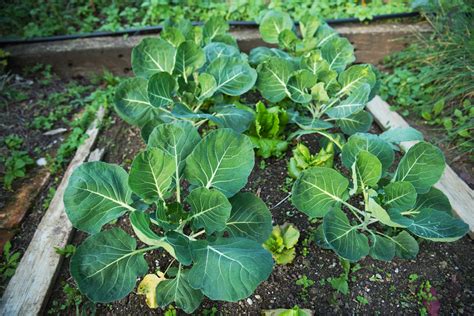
[0,241,21,283]
[288,141,335,179]
[247,101,289,158]
[292,131,469,262]
[295,275,315,301]
[63,123,273,313]
[1,150,34,190]
[54,244,76,258]
[326,258,351,295]
[47,282,95,315]
[263,223,300,265]
[276,305,311,316]
[114,18,256,140]
[4,134,23,150]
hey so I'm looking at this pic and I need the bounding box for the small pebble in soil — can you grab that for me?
[36,157,47,166]
[395,268,399,273]
[246,298,253,305]
[255,295,261,300]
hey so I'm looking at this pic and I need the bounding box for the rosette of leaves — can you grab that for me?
[288,142,335,179]
[247,101,289,158]
[263,223,300,265]
[63,122,274,313]
[251,10,378,146]
[292,130,469,262]
[114,17,256,140]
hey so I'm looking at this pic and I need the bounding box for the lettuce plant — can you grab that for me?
[251,10,378,143]
[63,122,273,313]
[263,223,300,265]
[114,17,256,140]
[288,142,335,179]
[292,131,469,262]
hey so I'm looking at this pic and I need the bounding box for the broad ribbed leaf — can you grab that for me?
[64,162,132,234]
[259,10,293,44]
[323,208,369,261]
[132,38,176,78]
[129,148,176,202]
[184,128,254,197]
[278,29,298,51]
[414,187,451,213]
[320,37,355,73]
[393,230,419,259]
[368,198,411,228]
[203,16,229,42]
[114,78,165,127]
[369,234,395,261]
[186,187,231,234]
[337,110,373,135]
[292,167,349,218]
[156,268,203,314]
[407,208,468,242]
[257,57,295,102]
[148,72,176,107]
[341,133,394,170]
[225,192,272,243]
[188,237,273,301]
[355,151,382,187]
[384,181,417,212]
[197,73,217,100]
[70,228,148,302]
[165,231,193,265]
[326,84,370,119]
[161,26,185,47]
[300,13,321,39]
[204,42,240,62]
[287,69,317,103]
[248,47,291,66]
[337,64,376,96]
[394,142,445,193]
[206,57,257,96]
[314,24,338,48]
[129,212,176,255]
[212,105,254,133]
[175,40,205,78]
[379,127,423,144]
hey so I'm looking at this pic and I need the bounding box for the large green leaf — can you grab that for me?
[188,237,273,301]
[299,13,322,39]
[393,230,419,259]
[337,110,373,135]
[212,105,254,133]
[174,40,205,78]
[204,42,240,62]
[203,16,229,42]
[165,231,193,265]
[379,127,423,145]
[326,84,370,119]
[407,208,468,242]
[257,57,295,102]
[197,73,217,100]
[148,72,176,107]
[185,187,231,234]
[70,228,148,302]
[184,128,254,197]
[337,64,376,96]
[369,234,395,261]
[287,69,317,103]
[249,47,291,66]
[320,37,355,73]
[161,26,186,47]
[314,24,338,48]
[414,187,451,213]
[323,208,369,261]
[341,133,394,170]
[383,181,417,212]
[114,78,165,127]
[64,162,133,234]
[355,151,382,188]
[128,148,176,202]
[206,57,257,96]
[292,167,349,218]
[394,142,445,193]
[156,267,203,314]
[368,198,411,228]
[225,192,272,243]
[132,38,176,78]
[259,10,293,44]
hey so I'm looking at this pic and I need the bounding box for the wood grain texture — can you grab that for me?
[367,96,474,237]
[0,107,105,316]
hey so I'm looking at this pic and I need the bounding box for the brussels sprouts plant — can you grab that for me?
[64,122,274,313]
[292,132,469,262]
[114,17,256,140]
[251,10,378,146]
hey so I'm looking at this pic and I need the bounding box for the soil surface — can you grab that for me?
[45,114,474,315]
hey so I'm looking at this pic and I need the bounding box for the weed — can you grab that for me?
[54,244,76,258]
[0,241,21,283]
[356,294,369,305]
[296,275,315,301]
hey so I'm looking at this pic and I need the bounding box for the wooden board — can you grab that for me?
[0,107,105,315]
[367,96,474,237]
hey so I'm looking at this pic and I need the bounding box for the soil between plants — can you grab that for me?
[46,114,474,315]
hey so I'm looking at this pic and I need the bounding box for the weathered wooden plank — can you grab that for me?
[0,107,105,316]
[367,96,474,237]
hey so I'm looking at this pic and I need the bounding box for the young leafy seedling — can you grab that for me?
[288,141,335,179]
[292,131,469,262]
[64,122,274,313]
[263,223,300,265]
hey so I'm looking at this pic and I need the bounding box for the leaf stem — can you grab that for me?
[191,230,206,238]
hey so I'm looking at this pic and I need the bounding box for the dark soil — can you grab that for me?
[46,114,474,315]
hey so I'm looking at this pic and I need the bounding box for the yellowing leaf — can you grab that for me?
[137,273,166,308]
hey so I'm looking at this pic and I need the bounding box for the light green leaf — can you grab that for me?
[64,162,132,234]
[165,231,193,265]
[128,148,175,202]
[257,57,295,102]
[203,16,229,42]
[323,208,369,262]
[341,133,394,170]
[132,38,176,78]
[259,10,294,44]
[326,84,370,119]
[212,105,254,133]
[337,110,373,135]
[384,181,417,212]
[70,228,148,303]
[188,237,273,301]
[204,42,240,62]
[394,142,445,193]
[206,57,257,96]
[185,187,231,234]
[314,24,338,48]
[299,13,322,39]
[321,37,355,73]
[278,29,298,51]
[368,198,411,228]
[369,234,395,261]
[161,26,185,47]
[226,192,272,243]
[174,40,205,78]
[414,187,451,213]
[355,151,382,188]
[287,69,317,103]
[393,230,419,259]
[147,72,176,108]
[292,167,349,218]
[407,208,468,242]
[248,47,291,66]
[337,64,377,96]
[379,127,423,144]
[156,267,203,314]
[197,73,217,100]
[185,128,254,197]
